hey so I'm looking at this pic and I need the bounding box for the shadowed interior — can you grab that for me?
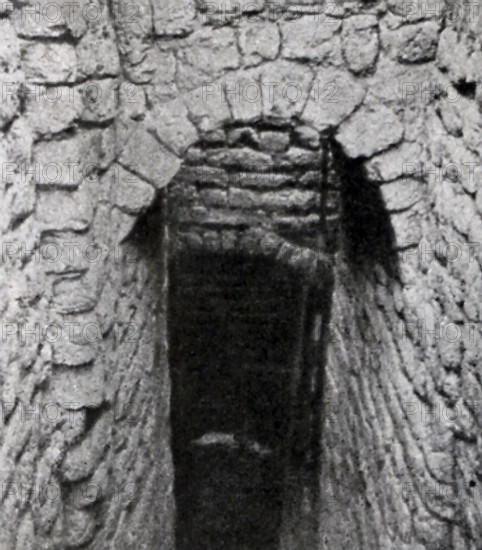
[169,252,303,550]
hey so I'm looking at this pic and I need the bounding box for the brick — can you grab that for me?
[228,188,318,212]
[279,147,321,168]
[176,206,261,227]
[200,147,273,170]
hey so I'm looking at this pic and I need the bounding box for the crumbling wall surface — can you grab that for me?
[2,0,482,548]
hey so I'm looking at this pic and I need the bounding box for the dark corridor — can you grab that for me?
[169,253,303,550]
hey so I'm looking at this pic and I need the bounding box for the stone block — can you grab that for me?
[63,507,95,548]
[0,20,21,70]
[220,68,262,123]
[436,28,470,84]
[379,178,424,212]
[118,125,181,188]
[293,125,320,149]
[40,233,96,274]
[183,81,232,132]
[24,85,82,137]
[390,207,423,248]
[49,363,104,409]
[394,22,439,63]
[51,323,97,366]
[341,15,379,73]
[144,49,177,103]
[109,206,138,243]
[110,163,156,214]
[387,0,442,21]
[153,0,196,36]
[51,280,98,314]
[33,130,113,188]
[302,66,366,131]
[76,9,120,79]
[261,61,314,120]
[0,71,22,130]
[238,21,280,65]
[281,15,341,61]
[33,137,84,187]
[0,19,25,129]
[21,41,77,83]
[177,27,240,91]
[148,97,198,155]
[364,142,425,182]
[78,79,118,123]
[60,412,110,482]
[336,105,404,158]
[35,186,93,232]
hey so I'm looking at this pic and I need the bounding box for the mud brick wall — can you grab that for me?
[2,0,482,549]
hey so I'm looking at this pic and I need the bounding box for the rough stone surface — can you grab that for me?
[302,66,366,131]
[21,41,77,83]
[238,21,280,65]
[118,126,181,188]
[341,15,379,73]
[394,22,440,64]
[281,16,341,61]
[2,3,482,550]
[336,105,404,158]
